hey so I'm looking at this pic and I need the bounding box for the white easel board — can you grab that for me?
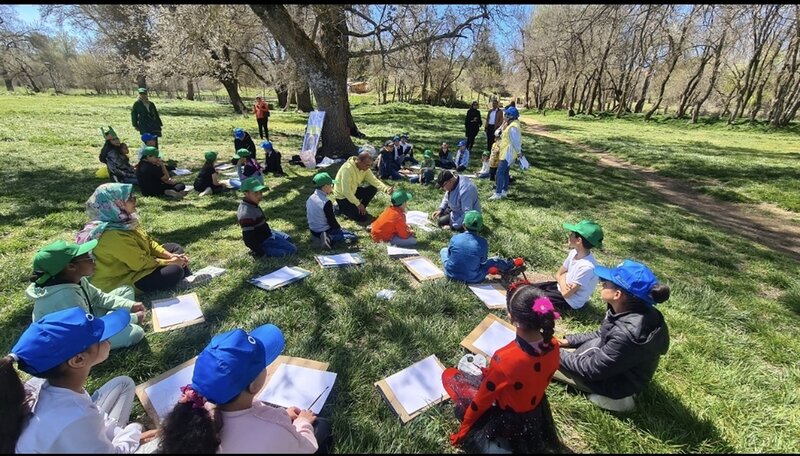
[375,355,449,423]
[460,314,516,359]
[468,283,508,309]
[400,256,444,281]
[151,293,204,332]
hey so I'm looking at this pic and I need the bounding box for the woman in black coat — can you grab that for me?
[464,101,482,151]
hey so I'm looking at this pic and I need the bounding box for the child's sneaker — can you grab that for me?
[178,273,213,290]
[500,190,509,197]
[488,193,503,201]
[588,393,636,413]
[199,187,213,196]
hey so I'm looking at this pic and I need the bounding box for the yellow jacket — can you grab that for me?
[498,119,521,164]
[332,156,389,205]
[90,228,171,293]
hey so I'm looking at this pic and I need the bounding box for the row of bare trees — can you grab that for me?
[512,4,800,126]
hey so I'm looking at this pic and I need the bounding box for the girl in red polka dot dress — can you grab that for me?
[442,282,562,453]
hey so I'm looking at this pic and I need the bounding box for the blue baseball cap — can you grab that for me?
[141,133,158,143]
[233,128,245,139]
[392,135,400,142]
[504,106,519,119]
[458,139,467,147]
[191,324,285,405]
[260,141,272,150]
[595,259,659,306]
[10,307,129,375]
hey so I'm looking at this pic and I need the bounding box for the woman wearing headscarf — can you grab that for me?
[76,183,196,294]
[464,101,482,152]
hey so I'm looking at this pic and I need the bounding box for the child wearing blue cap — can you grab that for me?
[233,127,257,162]
[157,324,330,453]
[261,141,286,176]
[553,259,671,412]
[455,139,470,172]
[1,307,157,453]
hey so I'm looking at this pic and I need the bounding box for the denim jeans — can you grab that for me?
[261,229,297,257]
[328,228,358,244]
[496,159,510,194]
[390,235,417,247]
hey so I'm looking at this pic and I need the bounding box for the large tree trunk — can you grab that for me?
[186,78,195,101]
[1,65,13,91]
[221,78,246,114]
[275,85,288,108]
[634,69,651,113]
[135,74,146,89]
[251,5,356,156]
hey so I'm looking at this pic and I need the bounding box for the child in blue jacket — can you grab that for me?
[440,211,513,283]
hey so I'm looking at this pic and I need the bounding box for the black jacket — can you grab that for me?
[560,304,669,399]
[235,134,257,162]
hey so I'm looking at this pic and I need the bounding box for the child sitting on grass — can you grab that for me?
[237,176,296,257]
[229,148,264,190]
[106,142,139,185]
[157,324,330,453]
[440,210,514,283]
[442,283,561,453]
[194,151,228,196]
[136,146,187,199]
[25,239,146,350]
[370,189,416,247]
[306,172,358,249]
[553,259,670,413]
[409,150,436,184]
[476,151,491,179]
[531,220,603,310]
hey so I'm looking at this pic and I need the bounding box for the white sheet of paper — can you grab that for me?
[185,266,226,284]
[144,363,194,421]
[405,210,436,232]
[253,266,307,289]
[317,253,361,266]
[173,168,192,176]
[384,355,447,415]
[257,364,337,414]
[469,284,506,309]
[223,171,238,177]
[387,245,419,257]
[405,257,442,278]
[473,321,516,358]
[215,163,234,170]
[152,294,203,328]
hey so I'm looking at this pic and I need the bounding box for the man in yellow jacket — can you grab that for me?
[332,150,394,223]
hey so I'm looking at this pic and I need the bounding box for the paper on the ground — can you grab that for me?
[473,321,516,358]
[223,171,238,177]
[316,253,363,266]
[144,363,194,421]
[152,294,203,328]
[215,163,234,170]
[387,245,419,257]
[384,355,447,415]
[405,257,442,278]
[257,363,337,414]
[173,168,192,176]
[316,156,335,168]
[405,210,435,232]
[469,284,506,309]
[184,266,226,284]
[252,266,308,289]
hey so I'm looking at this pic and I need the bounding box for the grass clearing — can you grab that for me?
[1,94,799,452]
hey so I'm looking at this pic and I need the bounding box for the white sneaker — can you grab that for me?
[488,193,503,201]
[199,187,213,196]
[500,190,509,197]
[164,189,184,200]
[588,393,635,412]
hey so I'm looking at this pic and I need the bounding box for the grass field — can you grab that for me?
[1,93,799,453]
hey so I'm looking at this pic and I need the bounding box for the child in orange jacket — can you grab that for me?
[370,189,417,247]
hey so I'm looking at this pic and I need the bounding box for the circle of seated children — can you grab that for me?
[370,189,417,248]
[75,183,204,294]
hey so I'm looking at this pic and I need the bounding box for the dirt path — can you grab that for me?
[521,117,800,262]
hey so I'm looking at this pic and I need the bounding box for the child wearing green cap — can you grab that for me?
[371,189,417,247]
[194,151,228,196]
[306,172,358,249]
[25,240,146,350]
[440,210,514,283]
[410,150,436,184]
[531,220,604,310]
[136,147,187,199]
[229,148,264,190]
[237,177,297,257]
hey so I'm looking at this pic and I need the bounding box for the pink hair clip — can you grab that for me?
[179,384,207,409]
[532,297,560,320]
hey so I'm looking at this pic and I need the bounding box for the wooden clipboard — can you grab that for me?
[400,256,444,281]
[150,292,205,333]
[460,313,515,359]
[136,356,330,426]
[374,355,449,424]
[314,252,366,268]
[469,282,508,309]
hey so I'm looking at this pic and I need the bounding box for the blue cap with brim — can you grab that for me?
[594,259,659,306]
[10,307,129,375]
[191,324,285,405]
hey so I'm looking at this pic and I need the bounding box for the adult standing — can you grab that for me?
[431,170,481,231]
[485,99,502,151]
[489,106,521,201]
[131,87,162,148]
[333,150,394,223]
[253,96,270,140]
[464,101,482,152]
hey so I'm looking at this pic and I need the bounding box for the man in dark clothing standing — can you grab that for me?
[464,101,481,152]
[131,88,163,148]
[233,128,257,162]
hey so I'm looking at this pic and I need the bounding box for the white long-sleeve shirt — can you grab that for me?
[16,381,141,453]
[503,123,521,163]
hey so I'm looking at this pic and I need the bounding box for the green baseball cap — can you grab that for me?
[423,149,433,158]
[234,148,251,160]
[562,220,604,248]
[142,146,159,158]
[101,126,118,140]
[313,172,336,187]
[32,239,98,286]
[391,189,413,206]
[240,176,267,193]
[137,87,147,94]
[204,151,218,162]
[464,210,484,231]
[482,150,490,157]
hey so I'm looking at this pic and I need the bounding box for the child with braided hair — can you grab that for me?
[441,282,562,453]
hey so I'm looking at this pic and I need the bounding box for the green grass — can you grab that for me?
[1,93,799,453]
[521,109,800,213]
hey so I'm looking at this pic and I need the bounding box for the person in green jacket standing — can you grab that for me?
[131,87,163,148]
[26,239,146,350]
